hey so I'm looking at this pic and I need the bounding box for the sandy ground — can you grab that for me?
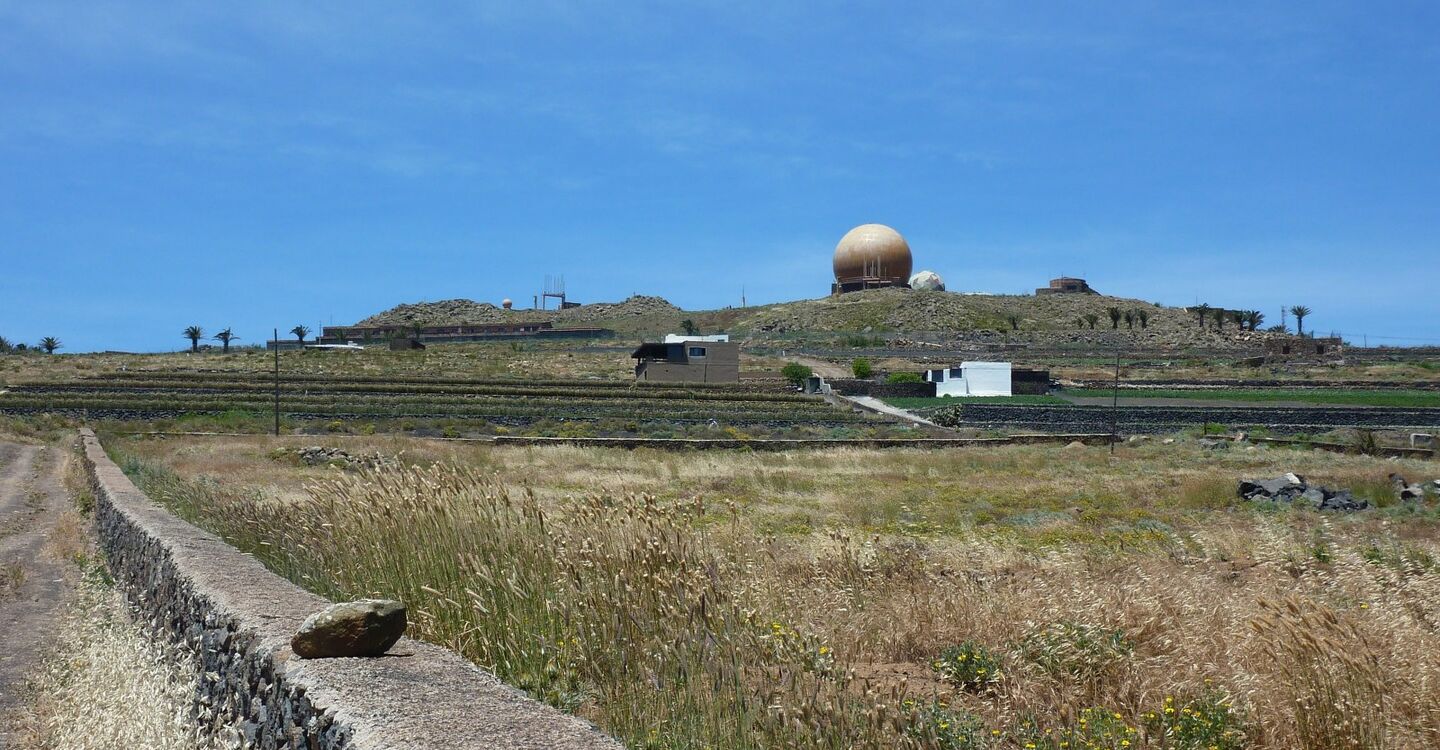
[841,395,943,428]
[0,441,75,745]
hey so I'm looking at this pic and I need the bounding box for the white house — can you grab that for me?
[663,334,730,343]
[925,361,1013,397]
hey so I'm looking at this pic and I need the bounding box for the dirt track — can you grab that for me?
[0,440,75,743]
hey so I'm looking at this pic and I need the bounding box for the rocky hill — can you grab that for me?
[357,295,682,331]
[357,289,1282,350]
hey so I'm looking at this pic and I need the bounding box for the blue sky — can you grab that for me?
[2,2,1437,352]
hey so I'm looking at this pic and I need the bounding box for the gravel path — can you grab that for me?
[0,440,75,744]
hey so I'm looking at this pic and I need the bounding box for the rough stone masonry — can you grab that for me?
[79,429,621,750]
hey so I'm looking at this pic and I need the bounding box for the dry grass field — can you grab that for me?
[110,433,1440,749]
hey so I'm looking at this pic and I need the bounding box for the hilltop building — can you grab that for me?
[632,335,739,383]
[832,224,913,294]
[1035,277,1097,295]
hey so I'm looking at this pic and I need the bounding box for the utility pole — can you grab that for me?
[273,328,280,437]
[1110,348,1121,455]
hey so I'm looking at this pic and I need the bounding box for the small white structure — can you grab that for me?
[925,361,1012,397]
[909,270,946,291]
[804,375,832,395]
[663,334,730,343]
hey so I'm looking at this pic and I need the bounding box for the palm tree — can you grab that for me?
[1136,309,1150,329]
[1075,317,1086,330]
[1289,306,1312,337]
[1083,313,1099,330]
[183,325,204,352]
[1123,310,1135,330]
[1106,306,1122,329]
[291,325,310,344]
[214,328,239,353]
[39,336,61,354]
[1006,314,1021,331]
[0,335,10,353]
[680,319,698,336]
[1193,303,1211,330]
[1212,308,1227,331]
[1230,310,1246,330]
[1245,310,1265,331]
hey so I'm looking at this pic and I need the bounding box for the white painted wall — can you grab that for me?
[925,361,1012,397]
[663,334,730,343]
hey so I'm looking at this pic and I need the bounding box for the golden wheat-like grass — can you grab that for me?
[117,437,1440,749]
[13,574,214,750]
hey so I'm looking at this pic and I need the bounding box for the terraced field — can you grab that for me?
[0,372,862,431]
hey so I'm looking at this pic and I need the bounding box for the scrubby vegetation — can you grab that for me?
[1063,387,1440,408]
[113,435,1440,749]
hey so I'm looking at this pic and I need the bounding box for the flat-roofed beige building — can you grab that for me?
[631,335,739,383]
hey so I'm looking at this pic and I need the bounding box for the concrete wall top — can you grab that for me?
[79,428,622,750]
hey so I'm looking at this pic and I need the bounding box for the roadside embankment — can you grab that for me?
[78,427,621,750]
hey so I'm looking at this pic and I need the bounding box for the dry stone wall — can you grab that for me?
[78,428,622,750]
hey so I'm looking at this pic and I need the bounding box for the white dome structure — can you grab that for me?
[909,270,945,292]
[501,299,514,310]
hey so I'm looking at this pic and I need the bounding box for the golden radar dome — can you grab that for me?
[832,223,913,294]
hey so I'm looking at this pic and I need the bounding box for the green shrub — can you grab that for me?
[1142,690,1246,750]
[932,641,1002,691]
[886,372,923,384]
[905,702,990,749]
[851,358,873,379]
[1014,707,1137,750]
[780,362,812,386]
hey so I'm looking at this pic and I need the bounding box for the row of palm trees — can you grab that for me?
[1192,304,1311,335]
[1191,304,1267,332]
[181,325,312,353]
[1070,304,1314,335]
[0,336,62,354]
[1075,307,1151,330]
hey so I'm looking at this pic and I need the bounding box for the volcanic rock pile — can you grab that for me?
[1237,473,1367,512]
[275,446,395,471]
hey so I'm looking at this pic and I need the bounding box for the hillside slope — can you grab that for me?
[358,290,1280,349]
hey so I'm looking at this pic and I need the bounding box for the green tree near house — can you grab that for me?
[851,358,873,378]
[39,336,62,354]
[781,362,812,386]
[214,328,239,353]
[680,319,699,336]
[1289,305,1312,337]
[183,325,205,352]
[291,325,311,344]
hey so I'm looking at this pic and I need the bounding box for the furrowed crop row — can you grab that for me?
[21,381,810,403]
[6,387,822,411]
[0,394,858,423]
[93,371,781,391]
